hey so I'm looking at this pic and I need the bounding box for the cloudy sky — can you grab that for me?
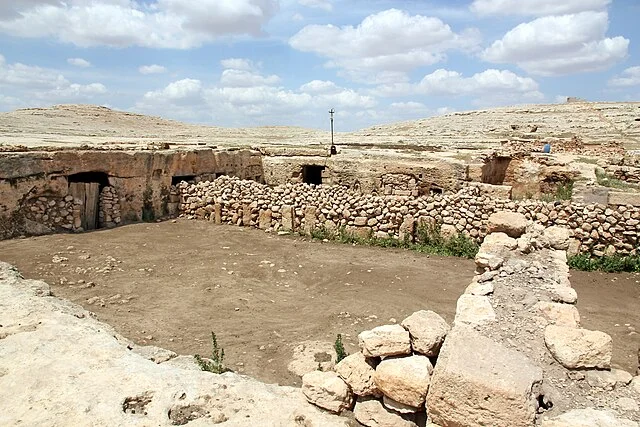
[0,0,638,130]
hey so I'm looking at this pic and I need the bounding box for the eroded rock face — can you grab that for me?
[373,355,433,408]
[401,310,450,357]
[358,325,411,358]
[0,262,348,426]
[487,212,528,238]
[301,371,354,414]
[334,352,380,397]
[534,302,581,327]
[544,325,613,370]
[427,326,543,427]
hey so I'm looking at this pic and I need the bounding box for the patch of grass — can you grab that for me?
[194,332,228,374]
[334,334,348,363]
[307,221,479,259]
[568,254,640,273]
[540,181,574,202]
[595,170,638,190]
[575,157,600,164]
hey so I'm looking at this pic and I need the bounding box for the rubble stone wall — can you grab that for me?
[20,194,83,234]
[98,186,122,229]
[178,177,640,257]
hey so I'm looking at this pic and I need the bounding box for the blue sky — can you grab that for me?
[0,0,638,131]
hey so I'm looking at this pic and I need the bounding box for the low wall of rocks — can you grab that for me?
[177,176,640,257]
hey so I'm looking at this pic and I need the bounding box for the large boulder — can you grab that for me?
[544,326,612,370]
[334,352,380,397]
[401,310,450,356]
[353,397,417,427]
[358,325,411,358]
[541,408,638,427]
[374,355,432,408]
[487,212,528,238]
[302,371,354,414]
[427,326,543,427]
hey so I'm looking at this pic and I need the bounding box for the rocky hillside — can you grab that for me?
[0,101,639,151]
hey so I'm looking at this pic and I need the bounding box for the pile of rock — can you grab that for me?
[178,176,640,256]
[300,211,640,426]
[22,195,81,232]
[301,310,450,425]
[98,186,121,228]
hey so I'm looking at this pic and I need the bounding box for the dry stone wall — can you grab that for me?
[18,194,82,234]
[178,176,640,257]
[98,186,122,229]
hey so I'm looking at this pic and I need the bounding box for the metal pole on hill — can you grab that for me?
[329,108,337,155]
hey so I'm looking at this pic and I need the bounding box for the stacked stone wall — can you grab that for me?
[98,186,122,228]
[178,176,640,257]
[21,195,82,233]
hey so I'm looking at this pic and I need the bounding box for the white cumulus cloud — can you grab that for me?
[0,0,279,49]
[290,8,481,83]
[139,64,167,75]
[67,57,91,67]
[608,66,640,87]
[482,11,629,76]
[0,54,107,105]
[471,0,611,16]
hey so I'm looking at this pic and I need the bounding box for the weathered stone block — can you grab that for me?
[374,355,432,408]
[544,326,612,369]
[358,325,411,358]
[487,211,528,237]
[334,352,380,397]
[427,326,543,427]
[302,371,353,414]
[454,294,496,326]
[401,310,450,356]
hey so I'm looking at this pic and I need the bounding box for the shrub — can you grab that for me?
[194,332,228,374]
[568,254,640,273]
[334,334,348,363]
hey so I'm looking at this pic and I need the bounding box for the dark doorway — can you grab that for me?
[172,175,197,185]
[302,165,325,185]
[68,171,109,231]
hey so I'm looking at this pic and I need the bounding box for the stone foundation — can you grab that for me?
[178,176,640,257]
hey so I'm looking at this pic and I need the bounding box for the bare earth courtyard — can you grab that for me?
[0,219,638,386]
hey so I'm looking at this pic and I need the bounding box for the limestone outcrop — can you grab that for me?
[0,262,348,426]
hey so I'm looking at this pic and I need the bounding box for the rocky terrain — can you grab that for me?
[1,101,639,152]
[0,261,349,426]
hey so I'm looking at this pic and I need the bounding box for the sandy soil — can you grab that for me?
[0,220,638,386]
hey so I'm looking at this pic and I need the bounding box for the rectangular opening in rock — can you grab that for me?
[302,165,325,185]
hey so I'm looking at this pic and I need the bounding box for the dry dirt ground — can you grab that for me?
[0,220,638,386]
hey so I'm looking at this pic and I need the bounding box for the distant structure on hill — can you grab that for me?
[566,97,588,103]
